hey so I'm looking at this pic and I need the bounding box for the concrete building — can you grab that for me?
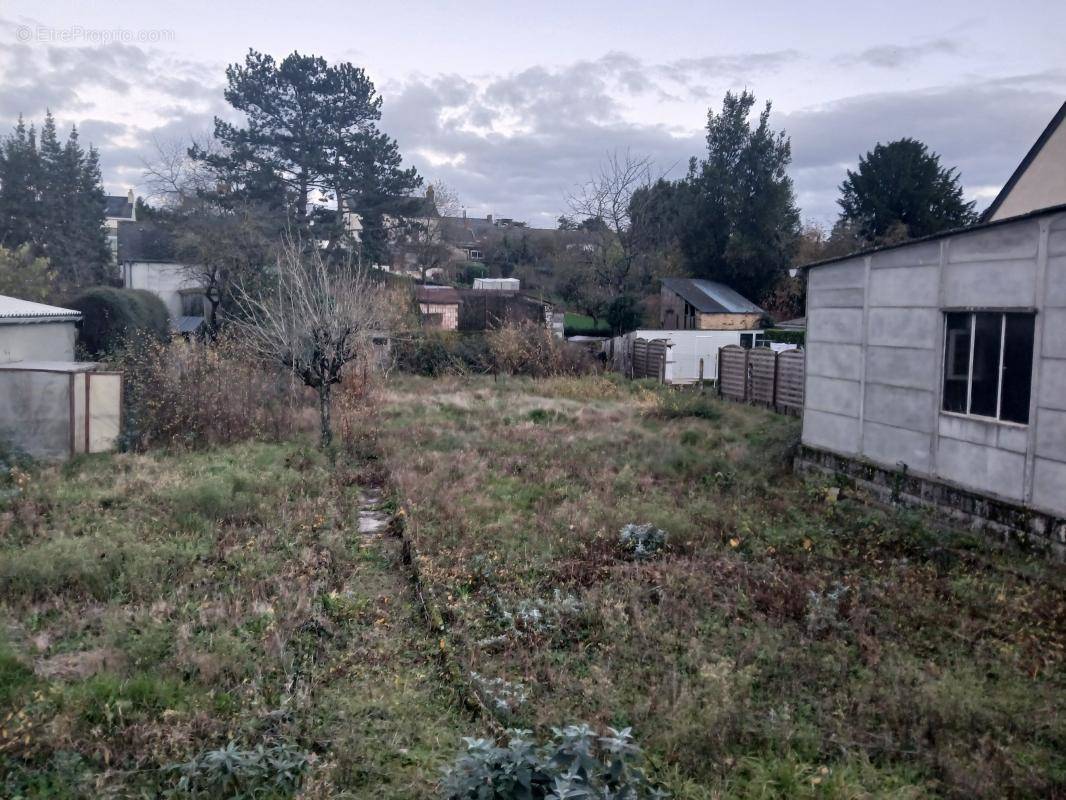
[659,278,765,330]
[0,295,81,363]
[797,205,1066,555]
[983,102,1066,223]
[0,296,122,459]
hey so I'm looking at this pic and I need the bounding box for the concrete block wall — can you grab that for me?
[802,209,1066,520]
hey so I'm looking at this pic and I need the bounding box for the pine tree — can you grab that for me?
[0,116,41,249]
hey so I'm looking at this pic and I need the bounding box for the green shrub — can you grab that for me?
[764,328,804,347]
[67,286,170,355]
[167,741,310,799]
[394,332,492,376]
[441,725,666,799]
[647,392,723,421]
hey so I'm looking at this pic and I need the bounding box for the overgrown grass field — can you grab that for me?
[0,442,465,797]
[380,375,1066,799]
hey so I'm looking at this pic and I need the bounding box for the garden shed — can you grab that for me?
[797,204,1066,554]
[0,295,81,363]
[0,362,122,459]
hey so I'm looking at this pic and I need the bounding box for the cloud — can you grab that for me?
[838,38,961,69]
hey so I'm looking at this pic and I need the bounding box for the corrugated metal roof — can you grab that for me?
[0,295,81,324]
[0,361,101,372]
[174,315,206,334]
[661,278,763,314]
[416,285,462,304]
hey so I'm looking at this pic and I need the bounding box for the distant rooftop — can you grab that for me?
[661,278,763,315]
[104,193,135,220]
[0,295,81,324]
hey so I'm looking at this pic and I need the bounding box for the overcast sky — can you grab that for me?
[1,0,1063,228]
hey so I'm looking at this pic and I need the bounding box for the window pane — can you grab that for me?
[943,312,971,413]
[1000,313,1035,424]
[970,313,1002,417]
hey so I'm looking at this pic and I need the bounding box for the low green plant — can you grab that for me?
[166,741,310,799]
[647,393,722,421]
[440,725,667,799]
[619,523,668,560]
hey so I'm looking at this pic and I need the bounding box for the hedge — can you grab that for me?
[764,328,805,346]
[67,286,171,356]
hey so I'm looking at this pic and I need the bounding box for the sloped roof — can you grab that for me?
[0,295,81,324]
[104,195,134,219]
[981,101,1066,222]
[661,278,763,315]
[416,285,462,304]
[118,220,176,262]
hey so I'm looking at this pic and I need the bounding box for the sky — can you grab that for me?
[0,0,1064,229]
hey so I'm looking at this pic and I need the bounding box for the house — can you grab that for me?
[103,189,136,264]
[796,204,1066,555]
[0,295,121,459]
[659,278,766,330]
[982,101,1066,223]
[416,285,462,331]
[118,221,208,333]
[0,295,81,363]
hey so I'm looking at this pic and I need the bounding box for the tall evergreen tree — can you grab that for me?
[678,91,800,304]
[0,113,111,289]
[194,49,420,262]
[0,116,41,249]
[837,138,977,245]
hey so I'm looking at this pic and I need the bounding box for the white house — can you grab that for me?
[118,221,208,333]
[983,102,1066,223]
[104,189,136,264]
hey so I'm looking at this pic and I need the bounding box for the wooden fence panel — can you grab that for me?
[748,348,776,406]
[718,346,748,401]
[775,349,805,413]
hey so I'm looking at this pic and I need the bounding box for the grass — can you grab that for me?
[3,373,1064,798]
[563,312,612,337]
[379,374,1066,799]
[0,441,466,798]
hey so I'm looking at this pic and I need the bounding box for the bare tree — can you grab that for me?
[566,150,656,294]
[141,134,219,207]
[232,240,389,447]
[406,181,463,281]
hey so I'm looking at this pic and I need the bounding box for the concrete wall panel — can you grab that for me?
[867,307,938,348]
[946,220,1040,262]
[939,414,1028,454]
[1032,457,1066,516]
[808,287,865,308]
[0,322,77,363]
[862,421,932,473]
[936,437,1026,501]
[1038,357,1066,410]
[868,266,939,307]
[943,258,1037,308]
[806,375,861,417]
[1045,255,1066,307]
[865,345,939,391]
[807,308,864,344]
[863,383,936,433]
[805,342,863,381]
[1042,308,1066,359]
[0,371,71,459]
[870,241,941,269]
[808,259,865,290]
[802,409,861,455]
[1035,407,1066,462]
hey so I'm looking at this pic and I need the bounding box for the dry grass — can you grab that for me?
[380,374,1066,799]
[0,439,465,798]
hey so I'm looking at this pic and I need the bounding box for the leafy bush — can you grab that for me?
[487,322,596,377]
[68,286,170,355]
[764,328,804,347]
[619,523,668,560]
[393,332,492,376]
[440,725,667,799]
[166,741,310,799]
[646,392,722,421]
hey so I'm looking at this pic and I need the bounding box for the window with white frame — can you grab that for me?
[942,311,1035,424]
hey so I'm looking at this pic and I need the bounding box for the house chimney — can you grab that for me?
[127,188,134,204]
[487,213,493,225]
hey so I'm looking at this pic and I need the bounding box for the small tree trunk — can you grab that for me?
[318,381,333,448]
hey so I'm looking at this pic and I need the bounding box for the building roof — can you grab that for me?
[661,278,764,315]
[800,201,1066,272]
[118,220,177,262]
[174,316,206,334]
[104,195,134,220]
[775,317,806,331]
[0,295,81,324]
[0,361,101,373]
[416,285,462,304]
[981,101,1066,223]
